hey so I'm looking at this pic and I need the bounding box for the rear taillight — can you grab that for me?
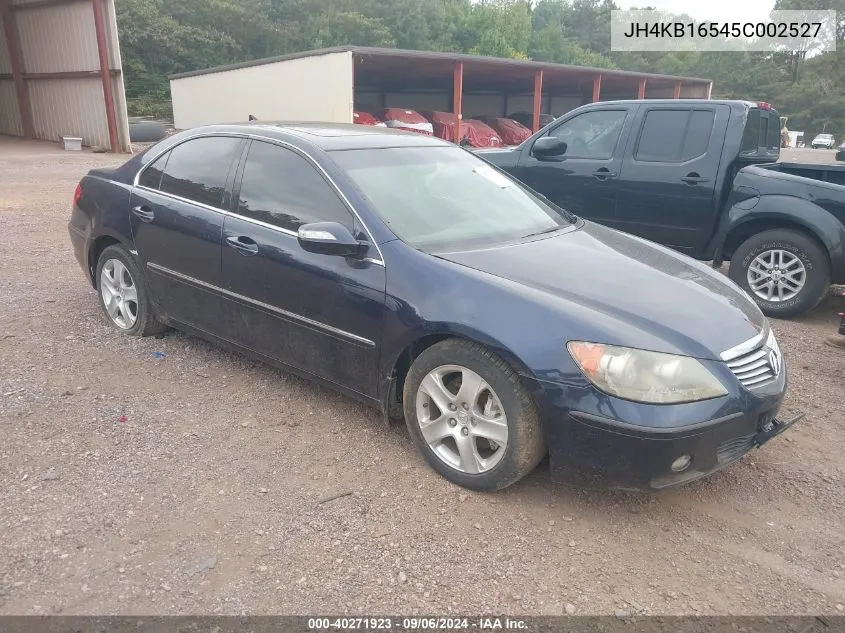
[73,183,83,206]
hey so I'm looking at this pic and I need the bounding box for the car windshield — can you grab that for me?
[330,146,572,251]
[817,134,833,140]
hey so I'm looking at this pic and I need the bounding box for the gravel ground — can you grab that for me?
[1,138,844,616]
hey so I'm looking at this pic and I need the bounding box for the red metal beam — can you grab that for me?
[1,3,34,138]
[452,61,463,144]
[673,81,682,99]
[91,0,120,152]
[532,69,543,133]
[592,75,602,102]
[637,78,646,99]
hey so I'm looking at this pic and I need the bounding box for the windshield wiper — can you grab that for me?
[520,226,564,240]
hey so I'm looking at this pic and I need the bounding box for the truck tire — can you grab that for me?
[729,229,830,318]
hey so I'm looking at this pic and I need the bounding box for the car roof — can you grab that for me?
[178,122,450,151]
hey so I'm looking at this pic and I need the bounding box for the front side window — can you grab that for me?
[158,136,242,208]
[546,110,627,159]
[236,141,353,233]
[330,146,572,252]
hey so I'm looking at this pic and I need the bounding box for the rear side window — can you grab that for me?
[138,152,167,189]
[235,140,353,233]
[741,109,781,152]
[159,136,242,208]
[635,109,715,162]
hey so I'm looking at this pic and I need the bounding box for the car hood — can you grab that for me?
[435,222,766,361]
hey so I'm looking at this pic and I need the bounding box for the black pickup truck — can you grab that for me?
[479,100,845,318]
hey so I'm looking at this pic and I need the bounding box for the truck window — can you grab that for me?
[546,110,627,159]
[634,109,715,162]
[741,108,780,153]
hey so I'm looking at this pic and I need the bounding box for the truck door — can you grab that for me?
[613,103,730,254]
[514,107,633,223]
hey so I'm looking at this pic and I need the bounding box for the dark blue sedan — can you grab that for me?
[68,123,798,491]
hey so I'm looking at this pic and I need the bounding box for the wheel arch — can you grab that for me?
[722,217,830,266]
[381,328,541,421]
[87,233,129,287]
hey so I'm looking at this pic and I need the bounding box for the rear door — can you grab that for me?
[129,135,243,331]
[613,104,730,253]
[513,107,634,223]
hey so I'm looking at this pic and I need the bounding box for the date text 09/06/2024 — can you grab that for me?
[307,617,528,630]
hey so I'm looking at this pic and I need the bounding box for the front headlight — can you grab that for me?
[567,341,728,404]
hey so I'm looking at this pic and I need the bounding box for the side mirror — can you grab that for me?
[297,222,369,258]
[531,136,567,158]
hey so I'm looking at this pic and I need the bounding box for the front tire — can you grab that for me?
[729,229,830,319]
[95,245,167,336]
[403,339,546,491]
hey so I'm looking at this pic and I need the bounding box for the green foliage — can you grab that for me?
[116,0,845,140]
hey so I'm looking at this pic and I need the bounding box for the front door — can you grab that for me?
[129,135,244,331]
[219,139,386,398]
[514,107,631,223]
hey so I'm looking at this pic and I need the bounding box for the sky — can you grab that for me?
[614,0,777,23]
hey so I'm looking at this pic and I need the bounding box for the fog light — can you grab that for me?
[671,454,692,472]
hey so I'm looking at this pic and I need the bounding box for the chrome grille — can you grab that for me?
[722,329,782,389]
[717,433,755,465]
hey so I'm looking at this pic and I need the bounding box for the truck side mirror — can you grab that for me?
[531,136,568,158]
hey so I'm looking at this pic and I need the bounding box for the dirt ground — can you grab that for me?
[1,139,844,617]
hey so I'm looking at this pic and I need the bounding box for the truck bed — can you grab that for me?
[763,162,845,187]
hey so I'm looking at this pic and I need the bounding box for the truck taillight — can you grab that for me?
[757,102,772,110]
[73,183,83,206]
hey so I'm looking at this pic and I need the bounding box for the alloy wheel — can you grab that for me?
[100,258,139,329]
[415,364,509,474]
[747,249,806,303]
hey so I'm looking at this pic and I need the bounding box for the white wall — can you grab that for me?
[171,51,354,129]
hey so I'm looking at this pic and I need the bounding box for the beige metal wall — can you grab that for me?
[170,51,354,129]
[0,11,21,136]
[0,0,130,150]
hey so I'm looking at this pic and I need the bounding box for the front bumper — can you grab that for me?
[537,365,793,491]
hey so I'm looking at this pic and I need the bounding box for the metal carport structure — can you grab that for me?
[170,46,713,143]
[0,0,130,152]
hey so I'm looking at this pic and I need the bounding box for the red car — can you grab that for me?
[422,111,502,148]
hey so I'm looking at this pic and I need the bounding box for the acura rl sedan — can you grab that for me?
[68,123,800,491]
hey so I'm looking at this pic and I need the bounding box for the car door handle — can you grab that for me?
[681,173,711,185]
[225,235,259,256]
[131,205,155,223]
[592,168,617,180]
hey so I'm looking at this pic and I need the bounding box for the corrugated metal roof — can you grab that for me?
[170,45,711,85]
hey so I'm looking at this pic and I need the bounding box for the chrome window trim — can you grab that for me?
[719,325,769,362]
[132,130,385,266]
[146,262,375,348]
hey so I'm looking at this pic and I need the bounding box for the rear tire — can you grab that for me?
[403,339,546,491]
[95,245,168,336]
[729,229,829,319]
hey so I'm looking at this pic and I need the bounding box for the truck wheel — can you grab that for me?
[729,229,830,318]
[403,339,546,491]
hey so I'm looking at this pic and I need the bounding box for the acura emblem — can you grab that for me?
[768,347,782,376]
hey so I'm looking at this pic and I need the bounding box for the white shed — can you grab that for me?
[170,46,713,138]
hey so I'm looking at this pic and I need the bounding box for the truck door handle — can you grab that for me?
[131,205,155,223]
[681,173,711,185]
[592,168,617,180]
[226,235,259,256]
